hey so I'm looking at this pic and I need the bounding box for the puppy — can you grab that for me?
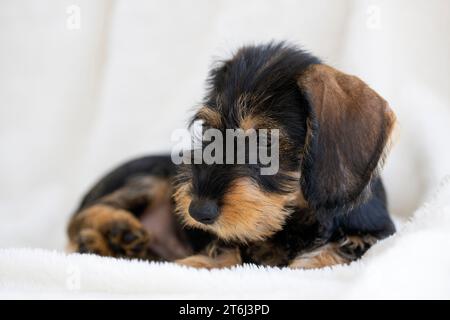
[67,42,396,269]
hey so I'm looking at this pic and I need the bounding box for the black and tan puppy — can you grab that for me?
[67,42,396,269]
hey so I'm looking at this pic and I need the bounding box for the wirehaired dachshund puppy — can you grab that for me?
[67,42,396,269]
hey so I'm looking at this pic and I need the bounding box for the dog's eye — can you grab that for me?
[189,119,204,149]
[256,130,273,148]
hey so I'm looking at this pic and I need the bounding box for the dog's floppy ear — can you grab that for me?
[297,64,396,209]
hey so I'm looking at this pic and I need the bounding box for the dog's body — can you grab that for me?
[68,43,396,269]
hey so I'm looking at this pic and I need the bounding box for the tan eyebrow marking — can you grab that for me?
[196,106,222,128]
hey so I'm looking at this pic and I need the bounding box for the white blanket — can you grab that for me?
[1,179,449,299]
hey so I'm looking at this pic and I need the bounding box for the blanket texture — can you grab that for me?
[1,179,449,299]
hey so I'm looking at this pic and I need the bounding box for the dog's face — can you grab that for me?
[174,43,396,243]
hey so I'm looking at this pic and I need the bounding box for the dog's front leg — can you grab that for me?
[289,235,377,269]
[67,176,171,260]
[175,243,242,269]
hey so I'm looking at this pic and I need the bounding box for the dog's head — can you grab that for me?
[174,43,396,243]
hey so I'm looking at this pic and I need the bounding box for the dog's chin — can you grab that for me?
[184,213,290,243]
[174,178,297,243]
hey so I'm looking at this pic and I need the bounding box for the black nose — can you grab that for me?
[188,199,219,225]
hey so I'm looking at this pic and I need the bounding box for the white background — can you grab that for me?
[0,0,449,249]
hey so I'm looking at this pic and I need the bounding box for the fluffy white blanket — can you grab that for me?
[1,179,449,300]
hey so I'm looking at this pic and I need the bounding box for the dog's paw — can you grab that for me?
[68,204,151,259]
